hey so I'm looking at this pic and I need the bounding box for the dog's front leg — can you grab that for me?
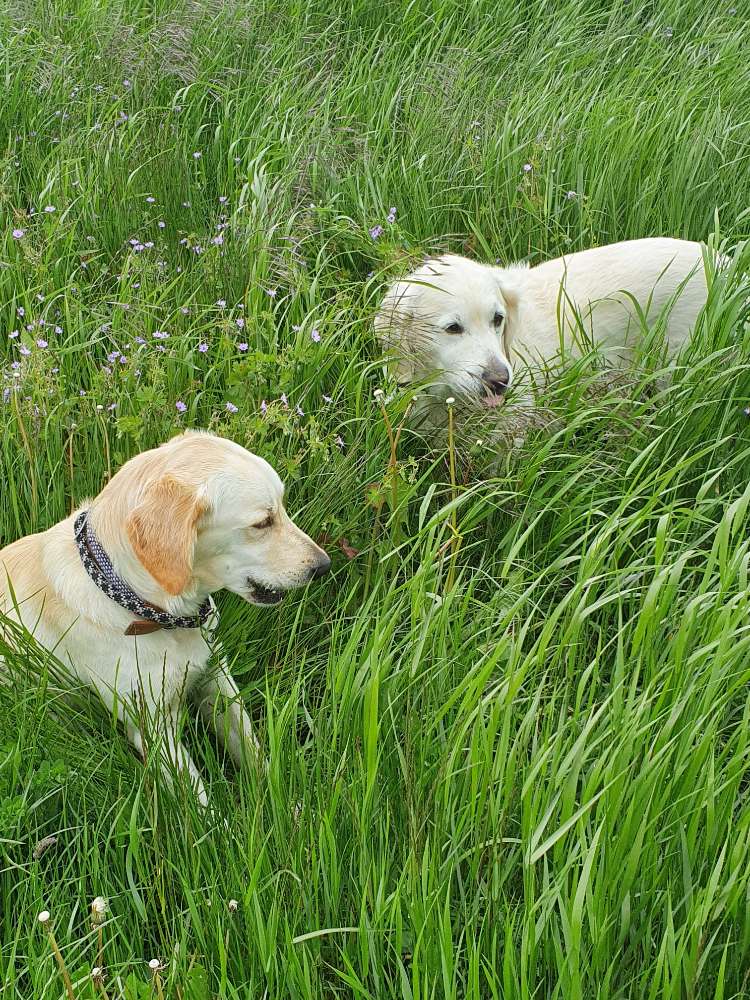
[127,715,208,807]
[194,658,261,768]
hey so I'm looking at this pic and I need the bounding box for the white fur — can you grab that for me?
[375,238,713,412]
[0,431,330,805]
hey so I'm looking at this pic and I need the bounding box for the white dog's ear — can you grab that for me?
[494,273,522,348]
[126,475,207,595]
[374,283,418,384]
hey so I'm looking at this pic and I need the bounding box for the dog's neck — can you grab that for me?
[87,501,208,619]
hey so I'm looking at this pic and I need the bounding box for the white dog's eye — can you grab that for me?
[251,515,274,530]
[445,322,463,335]
[493,311,505,327]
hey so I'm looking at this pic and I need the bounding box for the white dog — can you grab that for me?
[375,238,713,418]
[0,431,330,805]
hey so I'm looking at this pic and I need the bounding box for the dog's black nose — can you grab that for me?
[482,364,511,395]
[310,553,331,578]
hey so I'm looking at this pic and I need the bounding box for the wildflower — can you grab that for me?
[266,289,277,299]
[566,190,577,199]
[176,401,187,413]
[36,339,48,348]
[292,325,301,332]
[198,343,208,353]
[225,402,238,413]
[387,206,397,223]
[228,899,239,912]
[212,234,224,245]
[216,299,226,307]
[153,331,169,340]
[9,331,18,339]
[146,196,156,203]
[280,393,288,407]
[335,435,344,449]
[311,328,321,342]
[260,400,267,414]
[235,318,245,329]
[134,336,146,345]
[17,307,24,317]
[180,306,189,314]
[446,396,456,405]
[12,229,25,239]
[44,205,56,213]
[54,326,62,334]
[369,225,383,239]
[158,220,166,228]
[91,898,108,922]
[219,196,228,204]
[522,163,532,173]
[192,151,201,159]
[123,79,131,87]
[296,404,304,417]
[19,345,31,356]
[322,394,332,403]
[237,342,248,352]
[119,355,127,364]
[38,911,51,925]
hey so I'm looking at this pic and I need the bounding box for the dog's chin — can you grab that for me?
[244,580,285,606]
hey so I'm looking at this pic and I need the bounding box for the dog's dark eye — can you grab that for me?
[251,515,274,530]
[445,322,463,335]
[493,312,505,327]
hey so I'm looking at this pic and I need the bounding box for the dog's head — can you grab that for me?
[375,255,522,408]
[111,432,330,606]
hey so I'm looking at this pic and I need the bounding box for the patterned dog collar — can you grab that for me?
[74,510,211,636]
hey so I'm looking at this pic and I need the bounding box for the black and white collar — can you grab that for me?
[74,510,211,636]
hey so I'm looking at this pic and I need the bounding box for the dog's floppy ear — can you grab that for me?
[494,271,522,350]
[126,475,207,595]
[374,282,419,384]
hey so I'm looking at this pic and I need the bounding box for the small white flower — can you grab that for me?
[446,396,456,405]
[228,899,239,912]
[373,388,384,399]
[148,958,161,971]
[38,910,50,924]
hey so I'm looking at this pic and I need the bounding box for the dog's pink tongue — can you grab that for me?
[482,394,505,409]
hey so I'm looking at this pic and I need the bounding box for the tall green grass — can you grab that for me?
[1,0,750,996]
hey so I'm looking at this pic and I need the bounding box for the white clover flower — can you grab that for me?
[38,910,50,925]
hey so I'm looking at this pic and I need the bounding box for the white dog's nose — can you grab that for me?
[481,364,511,395]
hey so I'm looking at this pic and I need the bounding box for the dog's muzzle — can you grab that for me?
[480,365,511,408]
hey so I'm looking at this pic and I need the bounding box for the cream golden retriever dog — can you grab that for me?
[375,238,713,418]
[0,431,330,805]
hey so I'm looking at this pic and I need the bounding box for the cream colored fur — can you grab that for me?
[0,431,330,805]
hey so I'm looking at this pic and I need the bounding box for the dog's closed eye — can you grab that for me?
[445,322,464,335]
[251,515,275,530]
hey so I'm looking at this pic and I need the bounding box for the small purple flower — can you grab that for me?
[9,330,18,339]
[176,400,187,413]
[119,355,127,364]
[134,336,146,345]
[280,393,288,408]
[146,196,156,203]
[225,402,238,413]
[11,361,20,370]
[79,388,86,396]
[295,404,304,417]
[311,328,321,342]
[198,342,208,353]
[369,225,383,239]
[216,299,226,307]
[322,394,332,403]
[36,339,47,348]
[212,234,224,245]
[12,229,25,239]
[292,324,301,332]
[123,79,131,87]
[180,306,189,315]
[260,400,267,415]
[219,196,228,204]
[335,435,344,449]
[566,190,578,199]
[158,220,166,228]
[54,325,62,334]
[235,318,245,329]
[266,289,277,299]
[387,206,397,223]
[522,163,533,173]
[43,205,56,213]
[153,330,169,340]
[237,342,248,352]
[17,307,24,317]
[19,345,31,356]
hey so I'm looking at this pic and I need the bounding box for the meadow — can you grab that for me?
[1,0,750,996]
